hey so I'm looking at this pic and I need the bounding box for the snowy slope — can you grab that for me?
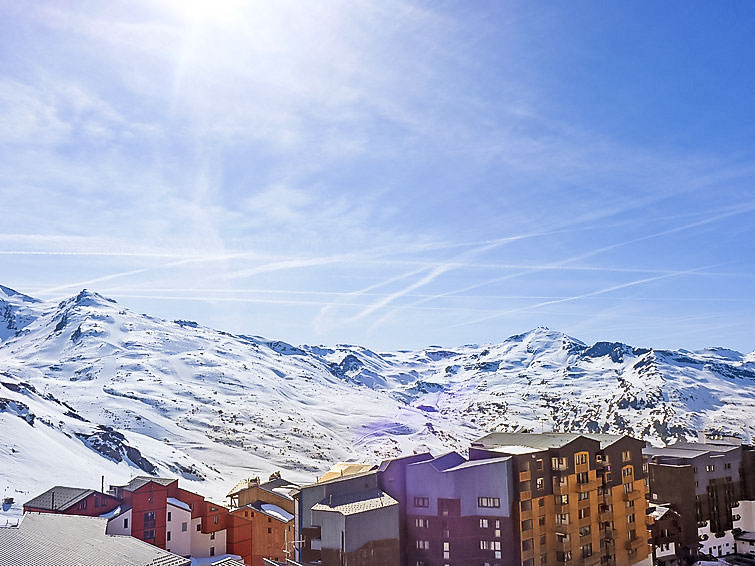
[1,285,753,520]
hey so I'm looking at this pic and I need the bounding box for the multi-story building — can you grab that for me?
[227,474,299,565]
[470,432,651,566]
[647,504,681,566]
[402,451,518,566]
[295,463,400,566]
[24,476,254,563]
[644,437,755,561]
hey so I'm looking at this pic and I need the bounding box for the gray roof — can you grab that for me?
[644,446,710,460]
[444,455,511,472]
[312,489,397,516]
[23,486,95,512]
[0,513,189,566]
[474,432,626,451]
[735,531,755,542]
[117,477,177,492]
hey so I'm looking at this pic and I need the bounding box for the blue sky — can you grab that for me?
[1,1,754,352]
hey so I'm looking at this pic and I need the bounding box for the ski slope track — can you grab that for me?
[1,285,753,519]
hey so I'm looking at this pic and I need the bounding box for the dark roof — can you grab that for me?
[473,432,626,451]
[117,477,176,492]
[23,487,95,512]
[377,452,434,472]
[0,513,190,566]
[311,489,397,516]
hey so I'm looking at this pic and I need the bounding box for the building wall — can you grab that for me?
[648,464,698,562]
[736,499,755,531]
[166,503,192,557]
[405,455,517,566]
[106,508,132,536]
[191,516,227,557]
[130,482,169,549]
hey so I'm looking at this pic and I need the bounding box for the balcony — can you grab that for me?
[555,503,569,515]
[577,479,599,493]
[624,537,645,551]
[520,491,532,501]
[598,510,611,523]
[520,470,531,481]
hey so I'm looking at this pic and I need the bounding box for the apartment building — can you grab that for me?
[644,437,755,561]
[402,451,518,566]
[295,464,400,566]
[470,432,650,566]
[227,474,299,565]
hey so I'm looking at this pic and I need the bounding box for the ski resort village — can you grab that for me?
[1,286,755,565]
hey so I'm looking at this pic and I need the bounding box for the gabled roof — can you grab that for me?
[23,486,96,512]
[473,432,625,451]
[116,477,176,492]
[312,489,397,517]
[226,476,299,499]
[0,513,189,566]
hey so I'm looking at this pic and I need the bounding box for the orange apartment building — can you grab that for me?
[470,432,651,566]
[227,473,298,566]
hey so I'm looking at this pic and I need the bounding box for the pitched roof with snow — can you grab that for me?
[0,513,189,566]
[311,489,397,516]
[23,486,95,512]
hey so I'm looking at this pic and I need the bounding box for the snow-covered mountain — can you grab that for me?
[1,284,754,518]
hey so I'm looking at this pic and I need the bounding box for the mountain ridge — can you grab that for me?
[1,284,753,517]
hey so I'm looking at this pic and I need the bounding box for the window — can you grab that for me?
[552,457,568,471]
[538,517,545,527]
[268,528,272,534]
[478,497,500,508]
[538,498,545,508]
[536,477,544,491]
[414,497,430,508]
[622,450,631,462]
[144,529,155,540]
[577,491,589,501]
[556,513,569,526]
[124,518,129,529]
[579,525,591,537]
[706,464,715,472]
[480,540,491,550]
[575,452,588,466]
[213,515,219,524]
[181,522,187,532]
[147,495,153,504]
[578,508,589,520]
[536,459,544,471]
[627,513,635,524]
[521,500,532,511]
[210,532,215,540]
[622,466,633,478]
[417,518,430,528]
[576,471,589,484]
[522,538,534,551]
[557,494,568,505]
[443,541,450,559]
[197,523,201,531]
[167,531,171,542]
[144,511,156,526]
[556,551,572,562]
[520,481,531,493]
[521,519,533,532]
[479,518,489,529]
[523,560,534,566]
[416,540,430,550]
[626,499,634,509]
[210,547,215,557]
[79,500,87,510]
[494,541,501,559]
[725,462,732,470]
[581,543,593,558]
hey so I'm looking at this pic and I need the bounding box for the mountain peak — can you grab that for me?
[0,284,41,303]
[72,289,118,308]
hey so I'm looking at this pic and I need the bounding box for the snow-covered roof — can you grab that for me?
[490,445,542,455]
[257,503,294,523]
[189,554,245,566]
[0,513,189,566]
[649,504,671,521]
[318,463,376,483]
[167,498,191,511]
[98,506,122,520]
